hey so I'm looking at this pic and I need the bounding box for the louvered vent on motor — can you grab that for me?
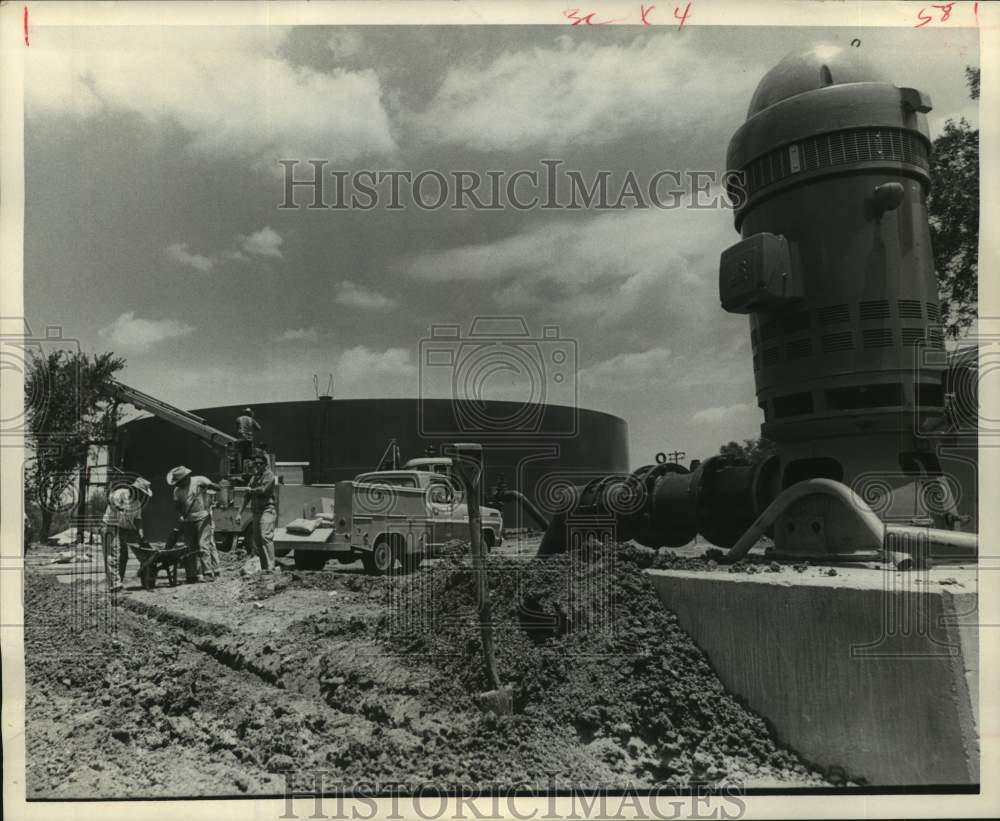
[732,127,930,204]
[860,300,891,320]
[863,329,894,348]
[819,304,849,325]
[822,332,854,353]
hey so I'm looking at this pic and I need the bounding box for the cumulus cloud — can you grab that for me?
[691,401,759,426]
[165,226,284,271]
[337,346,414,380]
[333,281,398,310]
[165,243,214,273]
[27,27,397,166]
[146,344,420,407]
[415,33,758,151]
[98,311,194,353]
[404,205,724,285]
[239,226,284,259]
[274,327,321,343]
[579,347,674,388]
[402,204,731,348]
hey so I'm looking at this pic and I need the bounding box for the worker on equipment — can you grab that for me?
[235,407,261,464]
[167,466,221,582]
[238,453,277,572]
[101,477,152,593]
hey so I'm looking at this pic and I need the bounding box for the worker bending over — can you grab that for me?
[240,454,277,572]
[167,466,221,582]
[101,476,152,593]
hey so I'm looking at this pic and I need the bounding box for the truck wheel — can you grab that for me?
[483,529,496,552]
[293,551,328,571]
[217,534,236,553]
[362,539,394,575]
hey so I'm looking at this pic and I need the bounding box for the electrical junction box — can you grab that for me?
[719,232,803,314]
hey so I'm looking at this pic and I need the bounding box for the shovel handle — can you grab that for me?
[450,444,501,691]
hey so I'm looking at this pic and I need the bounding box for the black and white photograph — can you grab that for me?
[1,1,996,818]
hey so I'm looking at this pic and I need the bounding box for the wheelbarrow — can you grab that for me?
[131,538,199,590]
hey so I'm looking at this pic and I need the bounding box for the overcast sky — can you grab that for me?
[24,24,979,466]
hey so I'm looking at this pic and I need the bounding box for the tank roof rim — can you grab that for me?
[118,397,628,425]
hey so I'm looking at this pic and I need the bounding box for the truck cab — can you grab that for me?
[278,461,503,574]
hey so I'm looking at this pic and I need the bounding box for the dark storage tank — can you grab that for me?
[119,398,629,540]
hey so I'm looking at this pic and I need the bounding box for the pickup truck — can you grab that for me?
[274,459,504,573]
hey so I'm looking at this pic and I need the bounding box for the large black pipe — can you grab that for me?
[537,456,777,555]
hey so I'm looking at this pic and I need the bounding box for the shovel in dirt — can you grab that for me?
[451,443,513,716]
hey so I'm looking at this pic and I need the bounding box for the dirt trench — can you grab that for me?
[23,543,829,798]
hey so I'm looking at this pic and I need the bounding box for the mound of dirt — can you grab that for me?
[24,539,828,797]
[361,543,818,787]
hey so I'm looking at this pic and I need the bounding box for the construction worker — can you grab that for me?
[101,477,152,593]
[166,466,221,582]
[235,407,261,465]
[239,453,277,572]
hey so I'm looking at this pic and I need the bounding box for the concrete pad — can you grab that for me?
[645,565,979,786]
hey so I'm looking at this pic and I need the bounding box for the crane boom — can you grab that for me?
[108,379,239,452]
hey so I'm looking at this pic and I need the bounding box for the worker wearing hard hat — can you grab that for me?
[238,453,277,572]
[167,466,221,582]
[102,476,152,593]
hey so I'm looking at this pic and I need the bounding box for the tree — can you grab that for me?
[24,350,125,541]
[719,436,775,465]
[928,66,979,338]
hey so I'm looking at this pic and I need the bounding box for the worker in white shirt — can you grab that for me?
[166,466,221,582]
[102,476,152,592]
